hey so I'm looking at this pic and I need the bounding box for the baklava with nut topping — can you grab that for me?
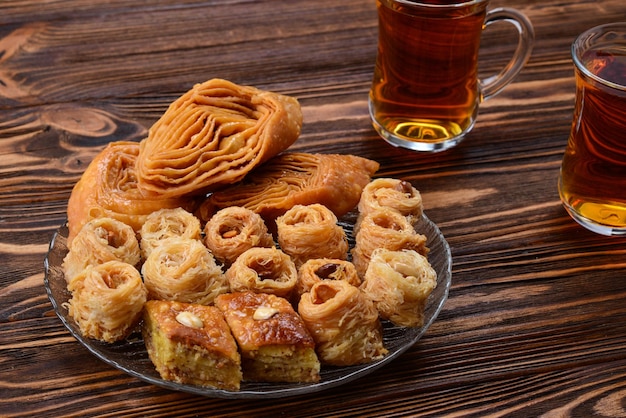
[215,291,320,383]
[142,300,242,390]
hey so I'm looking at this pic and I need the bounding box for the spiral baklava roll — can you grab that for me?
[351,207,429,277]
[357,178,423,224]
[139,207,202,260]
[361,249,437,327]
[63,217,140,286]
[298,280,387,366]
[141,237,228,305]
[276,204,348,267]
[225,247,297,299]
[66,141,198,244]
[204,206,274,266]
[204,152,379,225]
[135,78,302,197]
[295,258,361,302]
[67,260,147,343]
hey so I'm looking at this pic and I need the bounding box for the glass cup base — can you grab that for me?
[371,120,465,152]
[562,202,626,236]
[368,101,470,152]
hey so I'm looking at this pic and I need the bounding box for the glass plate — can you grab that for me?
[43,212,452,399]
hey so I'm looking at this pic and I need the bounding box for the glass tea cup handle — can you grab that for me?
[479,7,535,101]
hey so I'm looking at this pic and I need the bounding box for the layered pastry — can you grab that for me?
[66,260,147,343]
[66,141,198,244]
[294,258,361,302]
[225,247,297,299]
[298,280,387,366]
[139,207,202,260]
[135,78,302,197]
[276,204,348,267]
[141,237,228,305]
[204,206,274,266]
[203,152,380,226]
[352,207,429,277]
[215,291,320,383]
[62,217,140,286]
[142,300,242,390]
[361,249,437,327]
[357,178,423,224]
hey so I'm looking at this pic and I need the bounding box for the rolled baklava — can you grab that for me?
[357,178,423,224]
[276,204,348,267]
[352,207,428,277]
[62,217,140,286]
[141,237,228,305]
[298,280,387,366]
[67,260,147,343]
[225,247,297,299]
[361,248,437,327]
[294,258,361,302]
[140,207,202,260]
[204,206,274,266]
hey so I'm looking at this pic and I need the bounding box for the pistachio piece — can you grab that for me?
[176,311,204,329]
[253,306,279,320]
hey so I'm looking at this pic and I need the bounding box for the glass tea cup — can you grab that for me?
[558,22,626,236]
[369,0,534,152]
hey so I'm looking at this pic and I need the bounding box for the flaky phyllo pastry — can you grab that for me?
[361,249,437,328]
[215,291,320,383]
[352,207,429,277]
[66,260,147,343]
[225,247,297,299]
[141,237,228,305]
[142,300,242,391]
[358,178,423,224]
[298,280,387,366]
[204,206,274,266]
[135,78,303,197]
[204,152,380,225]
[139,208,202,260]
[294,258,361,302]
[276,204,348,267]
[66,141,198,244]
[63,217,140,286]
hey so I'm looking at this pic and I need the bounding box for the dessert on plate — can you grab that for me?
[215,291,320,383]
[142,300,242,391]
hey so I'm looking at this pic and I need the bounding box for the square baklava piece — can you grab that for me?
[215,291,320,383]
[142,300,242,391]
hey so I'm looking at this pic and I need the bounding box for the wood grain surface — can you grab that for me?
[2,0,626,416]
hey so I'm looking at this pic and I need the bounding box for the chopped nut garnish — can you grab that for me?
[394,180,414,196]
[176,311,204,328]
[222,229,238,239]
[315,263,339,279]
[253,306,280,320]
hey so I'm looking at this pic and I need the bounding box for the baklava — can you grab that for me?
[142,300,242,390]
[215,291,320,383]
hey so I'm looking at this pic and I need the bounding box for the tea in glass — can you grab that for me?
[369,0,534,152]
[559,23,626,236]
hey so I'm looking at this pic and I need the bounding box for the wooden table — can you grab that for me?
[2,0,626,416]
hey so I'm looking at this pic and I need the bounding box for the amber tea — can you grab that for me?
[558,37,626,235]
[370,1,485,146]
[369,0,534,152]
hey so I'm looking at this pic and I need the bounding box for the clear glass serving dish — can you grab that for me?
[44,212,451,399]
